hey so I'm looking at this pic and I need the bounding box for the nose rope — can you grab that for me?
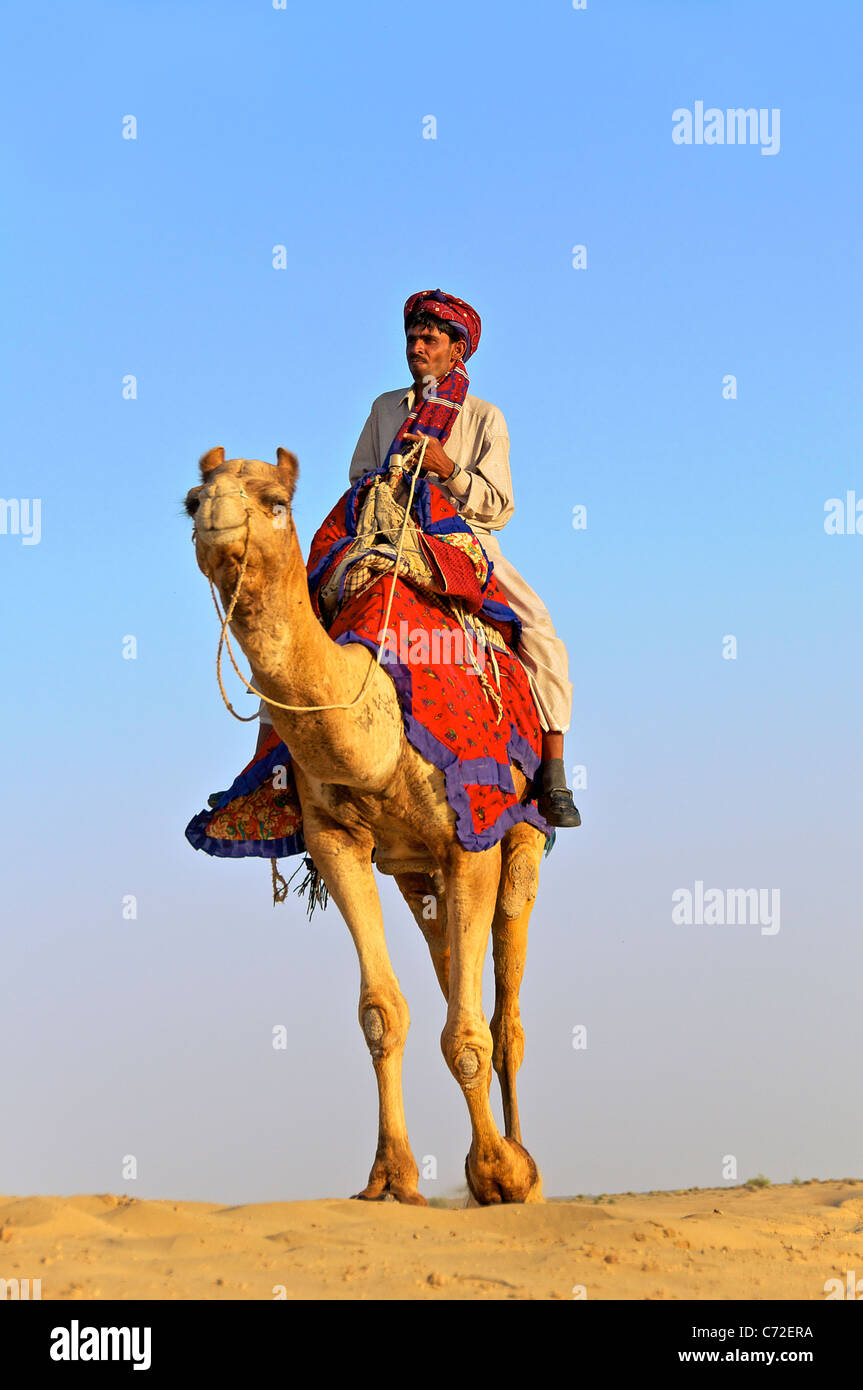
[201,436,429,720]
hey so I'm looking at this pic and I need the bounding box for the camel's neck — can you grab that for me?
[220,526,401,789]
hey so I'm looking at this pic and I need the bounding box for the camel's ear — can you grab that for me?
[276,447,299,504]
[199,446,225,477]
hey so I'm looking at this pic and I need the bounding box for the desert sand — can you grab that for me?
[1,1180,861,1301]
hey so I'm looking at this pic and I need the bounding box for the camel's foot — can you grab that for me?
[350,1148,428,1206]
[465,1136,543,1206]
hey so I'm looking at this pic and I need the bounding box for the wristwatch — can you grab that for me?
[448,461,462,483]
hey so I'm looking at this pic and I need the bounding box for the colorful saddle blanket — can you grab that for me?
[185,459,552,862]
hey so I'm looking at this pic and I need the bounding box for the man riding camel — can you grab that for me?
[342,288,581,829]
[251,288,579,826]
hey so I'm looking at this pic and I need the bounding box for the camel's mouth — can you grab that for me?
[195,522,247,547]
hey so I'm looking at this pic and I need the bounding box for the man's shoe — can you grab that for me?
[534,757,582,828]
[537,786,582,828]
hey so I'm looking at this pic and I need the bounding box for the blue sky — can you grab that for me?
[2,0,861,1206]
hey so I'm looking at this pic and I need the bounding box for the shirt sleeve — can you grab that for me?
[443,421,514,530]
[349,406,380,484]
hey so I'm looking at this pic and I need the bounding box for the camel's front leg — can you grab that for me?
[441,844,542,1205]
[301,806,426,1206]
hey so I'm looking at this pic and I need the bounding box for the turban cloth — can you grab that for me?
[403,289,481,361]
[380,290,482,468]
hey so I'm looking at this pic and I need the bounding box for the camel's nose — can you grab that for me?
[195,480,248,540]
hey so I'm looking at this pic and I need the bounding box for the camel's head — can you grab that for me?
[185,446,300,601]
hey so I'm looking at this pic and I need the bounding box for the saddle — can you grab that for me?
[320,457,489,618]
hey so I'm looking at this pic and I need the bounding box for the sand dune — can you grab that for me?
[1,1180,861,1300]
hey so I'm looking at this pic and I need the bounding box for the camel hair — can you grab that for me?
[186,446,548,1205]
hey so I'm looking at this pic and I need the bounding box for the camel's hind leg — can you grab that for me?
[438,841,542,1205]
[300,804,425,1207]
[394,870,449,1001]
[490,823,546,1148]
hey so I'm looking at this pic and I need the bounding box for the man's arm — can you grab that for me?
[402,404,514,531]
[443,423,514,530]
[349,407,380,484]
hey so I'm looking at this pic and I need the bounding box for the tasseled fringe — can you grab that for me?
[271,855,329,918]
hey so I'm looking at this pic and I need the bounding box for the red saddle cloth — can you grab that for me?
[186,475,552,861]
[322,574,550,849]
[417,532,484,612]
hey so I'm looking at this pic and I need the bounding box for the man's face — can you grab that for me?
[405,322,465,388]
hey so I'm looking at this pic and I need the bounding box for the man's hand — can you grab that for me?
[401,432,455,479]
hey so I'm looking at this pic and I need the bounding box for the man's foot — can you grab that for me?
[534,759,582,828]
[537,786,582,827]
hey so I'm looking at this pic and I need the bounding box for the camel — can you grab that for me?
[185,446,549,1205]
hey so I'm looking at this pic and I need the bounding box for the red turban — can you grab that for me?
[403,289,481,361]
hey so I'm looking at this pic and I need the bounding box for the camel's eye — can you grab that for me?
[185,495,200,516]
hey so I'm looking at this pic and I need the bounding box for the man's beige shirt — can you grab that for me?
[348,385,514,534]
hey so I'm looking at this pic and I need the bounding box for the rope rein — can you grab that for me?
[204,436,429,720]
